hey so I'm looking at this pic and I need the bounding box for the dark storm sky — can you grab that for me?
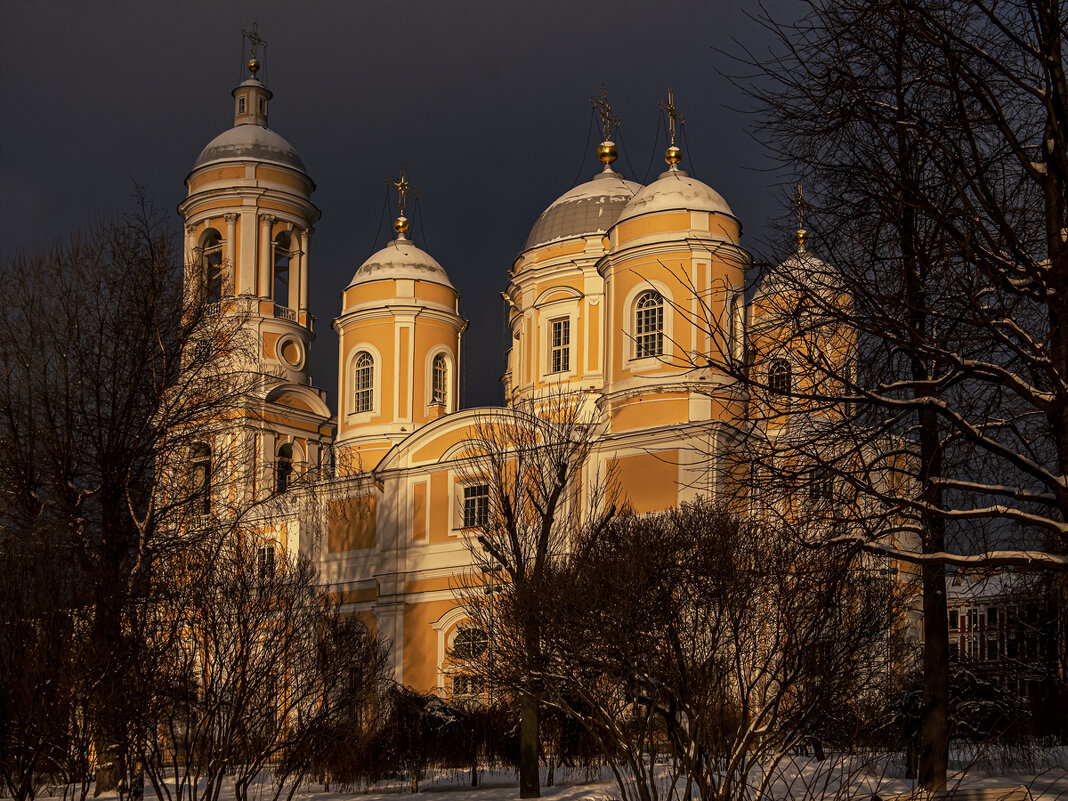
[0,0,798,410]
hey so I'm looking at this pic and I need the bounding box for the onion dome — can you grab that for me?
[616,164,733,224]
[523,161,641,251]
[347,235,455,290]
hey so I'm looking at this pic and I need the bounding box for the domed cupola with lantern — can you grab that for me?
[503,87,641,407]
[597,89,752,438]
[332,171,466,475]
[178,26,333,504]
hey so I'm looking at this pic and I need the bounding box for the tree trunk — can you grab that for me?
[519,692,540,798]
[919,560,949,791]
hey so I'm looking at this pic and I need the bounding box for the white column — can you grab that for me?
[224,213,238,296]
[288,228,302,312]
[299,227,312,315]
[258,214,275,300]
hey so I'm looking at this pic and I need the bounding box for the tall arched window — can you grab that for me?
[353,352,374,413]
[768,358,792,395]
[635,290,664,358]
[432,353,447,405]
[728,292,744,362]
[276,443,293,493]
[273,232,291,306]
[189,443,212,516]
[200,230,223,303]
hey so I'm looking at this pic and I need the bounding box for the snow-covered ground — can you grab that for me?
[35,752,1068,801]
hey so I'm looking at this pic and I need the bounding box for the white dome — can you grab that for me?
[347,237,455,290]
[194,125,305,172]
[753,245,841,305]
[616,167,733,224]
[524,169,641,251]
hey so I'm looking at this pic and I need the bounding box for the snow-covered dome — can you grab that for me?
[753,241,842,305]
[347,236,455,290]
[524,169,641,251]
[616,166,733,224]
[193,125,306,172]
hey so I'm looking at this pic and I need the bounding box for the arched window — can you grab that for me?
[273,232,291,306]
[189,443,211,516]
[635,290,664,358]
[200,230,223,303]
[451,627,488,660]
[276,443,293,493]
[353,352,374,413]
[768,358,792,395]
[432,353,447,405]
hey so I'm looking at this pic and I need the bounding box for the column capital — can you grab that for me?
[224,212,239,224]
[259,213,276,225]
[185,223,198,236]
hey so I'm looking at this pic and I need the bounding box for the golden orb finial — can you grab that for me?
[796,228,808,248]
[248,58,260,75]
[597,140,618,165]
[242,23,267,78]
[665,145,682,165]
[394,215,410,236]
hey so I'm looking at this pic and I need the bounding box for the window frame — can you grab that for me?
[461,482,489,530]
[634,289,665,359]
[431,351,448,406]
[352,351,375,415]
[549,317,571,374]
[768,357,792,396]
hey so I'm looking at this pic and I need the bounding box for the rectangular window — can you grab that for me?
[238,97,246,114]
[967,608,978,629]
[462,484,489,529]
[948,610,959,629]
[987,638,999,661]
[1007,637,1019,659]
[986,606,998,627]
[258,545,275,583]
[550,318,570,373]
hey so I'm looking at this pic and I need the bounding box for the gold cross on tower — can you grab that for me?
[391,167,419,236]
[659,87,685,165]
[590,84,619,143]
[242,23,267,75]
[794,182,808,248]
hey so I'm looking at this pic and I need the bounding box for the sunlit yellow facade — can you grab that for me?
[182,65,798,699]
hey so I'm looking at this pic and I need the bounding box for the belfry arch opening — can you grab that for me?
[200,229,223,303]
[273,231,291,307]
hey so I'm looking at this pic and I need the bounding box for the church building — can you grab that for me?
[181,52,780,699]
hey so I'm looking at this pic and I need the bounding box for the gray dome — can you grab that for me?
[193,125,306,172]
[347,237,455,290]
[524,169,641,251]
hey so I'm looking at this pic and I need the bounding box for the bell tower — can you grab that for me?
[178,26,333,510]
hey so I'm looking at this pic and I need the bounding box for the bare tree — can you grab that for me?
[480,499,899,801]
[454,394,617,798]
[702,0,1068,788]
[0,200,259,797]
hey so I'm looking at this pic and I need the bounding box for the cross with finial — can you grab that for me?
[243,22,267,61]
[659,87,685,147]
[794,181,808,248]
[392,166,414,215]
[590,84,619,142]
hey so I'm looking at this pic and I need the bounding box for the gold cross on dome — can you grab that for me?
[392,167,417,215]
[659,87,685,147]
[242,23,267,60]
[590,83,619,142]
[795,182,805,231]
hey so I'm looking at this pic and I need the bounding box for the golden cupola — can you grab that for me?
[333,171,466,476]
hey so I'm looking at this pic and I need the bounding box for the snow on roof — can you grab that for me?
[347,236,455,290]
[193,125,306,172]
[523,169,641,251]
[615,166,733,224]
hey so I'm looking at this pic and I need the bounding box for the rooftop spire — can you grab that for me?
[590,84,619,170]
[242,22,267,78]
[390,166,419,240]
[794,182,808,250]
[233,24,272,127]
[659,87,684,167]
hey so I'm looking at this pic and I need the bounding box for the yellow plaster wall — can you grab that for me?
[327,495,377,552]
[610,394,690,431]
[613,450,679,513]
[428,471,452,543]
[413,481,428,542]
[403,599,455,692]
[262,331,281,359]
